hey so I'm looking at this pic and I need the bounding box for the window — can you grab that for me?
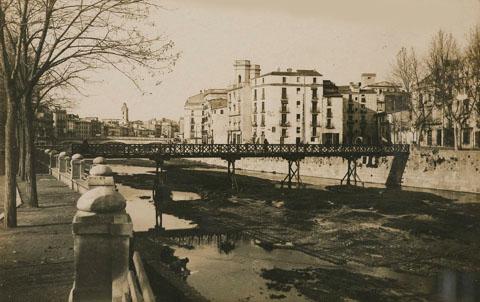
[254,89,257,100]
[262,78,265,84]
[282,128,287,137]
[361,95,366,103]
[297,88,301,94]
[327,99,332,106]
[255,79,257,85]
[312,114,317,125]
[296,127,301,134]
[463,129,471,145]
[297,77,300,83]
[296,114,300,121]
[282,87,287,99]
[272,127,276,133]
[261,102,265,112]
[281,114,287,124]
[327,108,332,118]
[297,101,301,107]
[261,114,265,126]
[313,77,317,83]
[191,110,194,116]
[327,119,332,128]
[282,77,286,83]
[348,94,352,102]
[262,88,265,100]
[312,88,318,99]
[312,127,317,137]
[238,75,241,83]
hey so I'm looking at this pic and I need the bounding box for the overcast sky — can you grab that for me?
[72,0,480,121]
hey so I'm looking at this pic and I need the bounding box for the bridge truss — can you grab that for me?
[71,143,409,191]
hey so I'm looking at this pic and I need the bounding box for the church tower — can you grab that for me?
[121,103,129,124]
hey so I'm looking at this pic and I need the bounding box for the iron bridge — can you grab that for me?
[71,143,409,159]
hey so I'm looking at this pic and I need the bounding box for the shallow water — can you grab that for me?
[110,165,198,232]
[173,234,327,302]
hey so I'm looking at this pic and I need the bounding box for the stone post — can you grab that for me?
[92,156,107,168]
[88,164,115,190]
[49,150,58,170]
[58,151,67,172]
[69,166,132,302]
[71,154,84,180]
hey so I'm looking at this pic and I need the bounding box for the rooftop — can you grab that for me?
[260,69,323,77]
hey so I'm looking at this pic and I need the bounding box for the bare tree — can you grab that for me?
[390,46,431,144]
[425,30,468,150]
[465,25,480,119]
[0,0,179,227]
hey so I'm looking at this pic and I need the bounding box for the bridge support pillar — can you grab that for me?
[341,157,364,187]
[153,159,166,229]
[281,157,304,189]
[222,156,241,192]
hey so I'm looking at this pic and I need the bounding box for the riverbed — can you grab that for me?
[110,159,480,302]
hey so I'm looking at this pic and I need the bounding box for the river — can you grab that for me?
[110,162,480,302]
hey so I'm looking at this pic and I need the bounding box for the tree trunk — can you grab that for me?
[17,120,25,180]
[4,93,18,228]
[22,95,38,207]
[453,123,459,151]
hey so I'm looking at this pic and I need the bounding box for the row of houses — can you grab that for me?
[181,60,416,146]
[34,103,179,144]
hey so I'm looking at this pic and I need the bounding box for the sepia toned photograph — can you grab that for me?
[1,0,480,301]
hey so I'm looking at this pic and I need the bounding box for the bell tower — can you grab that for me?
[121,103,129,124]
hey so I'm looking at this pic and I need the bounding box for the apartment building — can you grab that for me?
[340,74,389,144]
[184,89,227,143]
[227,60,258,144]
[202,98,228,144]
[251,67,342,144]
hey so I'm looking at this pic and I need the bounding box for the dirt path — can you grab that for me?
[0,174,77,302]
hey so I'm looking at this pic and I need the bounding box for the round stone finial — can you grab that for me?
[93,157,107,165]
[44,149,51,154]
[72,153,84,160]
[59,151,67,157]
[90,164,113,176]
[77,187,126,213]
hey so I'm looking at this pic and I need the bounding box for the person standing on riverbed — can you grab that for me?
[263,138,269,152]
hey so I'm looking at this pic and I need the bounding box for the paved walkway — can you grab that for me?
[0,174,79,302]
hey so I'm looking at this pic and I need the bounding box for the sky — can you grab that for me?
[72,0,480,122]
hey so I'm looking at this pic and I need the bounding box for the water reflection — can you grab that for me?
[110,164,198,232]
[172,233,325,302]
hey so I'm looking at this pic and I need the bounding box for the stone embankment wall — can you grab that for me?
[195,147,480,193]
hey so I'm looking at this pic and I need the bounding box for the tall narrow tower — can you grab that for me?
[121,103,129,124]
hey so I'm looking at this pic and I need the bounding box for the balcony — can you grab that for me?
[279,121,290,127]
[326,124,335,129]
[281,95,288,101]
[310,108,320,113]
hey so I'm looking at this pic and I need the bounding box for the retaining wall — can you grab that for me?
[195,147,480,194]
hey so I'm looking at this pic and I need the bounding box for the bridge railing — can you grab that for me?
[72,143,410,158]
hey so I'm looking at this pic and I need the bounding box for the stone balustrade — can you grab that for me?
[69,163,133,302]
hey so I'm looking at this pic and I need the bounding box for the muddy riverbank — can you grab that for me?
[111,158,480,302]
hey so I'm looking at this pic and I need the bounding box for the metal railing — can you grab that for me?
[71,143,410,159]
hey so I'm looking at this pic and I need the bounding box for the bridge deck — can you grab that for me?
[71,143,410,159]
